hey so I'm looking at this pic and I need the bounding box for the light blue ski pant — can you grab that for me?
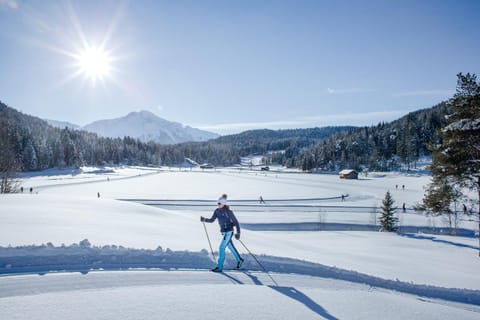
[217,231,241,270]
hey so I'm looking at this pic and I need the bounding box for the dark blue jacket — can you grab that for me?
[205,206,240,233]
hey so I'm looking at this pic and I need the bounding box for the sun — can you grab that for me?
[75,45,113,81]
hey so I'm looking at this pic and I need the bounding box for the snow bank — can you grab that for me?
[1,240,479,306]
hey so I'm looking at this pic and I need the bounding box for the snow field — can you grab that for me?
[1,271,479,320]
[1,166,479,319]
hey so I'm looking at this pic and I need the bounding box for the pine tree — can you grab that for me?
[0,124,20,193]
[379,191,398,232]
[428,73,480,254]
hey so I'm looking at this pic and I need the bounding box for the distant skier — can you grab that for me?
[402,202,406,213]
[259,195,266,204]
[341,194,345,202]
[200,194,244,272]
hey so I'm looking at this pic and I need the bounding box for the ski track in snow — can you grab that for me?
[31,170,162,191]
[1,243,479,306]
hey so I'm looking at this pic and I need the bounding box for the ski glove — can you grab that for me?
[235,233,240,240]
[200,216,207,222]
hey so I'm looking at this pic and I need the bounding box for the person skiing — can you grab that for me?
[200,194,244,272]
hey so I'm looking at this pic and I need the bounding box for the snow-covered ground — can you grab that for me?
[1,166,479,319]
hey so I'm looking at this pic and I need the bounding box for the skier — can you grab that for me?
[200,194,244,272]
[259,195,266,204]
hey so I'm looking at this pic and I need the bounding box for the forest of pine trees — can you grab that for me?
[0,98,449,174]
[290,102,449,172]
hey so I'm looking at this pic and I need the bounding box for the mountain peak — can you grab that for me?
[127,110,157,118]
[80,111,218,144]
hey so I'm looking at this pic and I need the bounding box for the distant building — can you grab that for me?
[339,169,358,179]
[179,158,199,168]
[200,163,214,169]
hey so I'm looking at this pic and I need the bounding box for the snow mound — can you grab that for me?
[1,240,479,306]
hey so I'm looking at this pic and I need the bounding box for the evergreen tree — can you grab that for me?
[0,121,20,193]
[379,191,398,232]
[428,73,480,254]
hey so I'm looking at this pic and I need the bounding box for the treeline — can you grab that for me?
[207,126,356,158]
[0,101,353,171]
[0,103,161,170]
[0,99,449,173]
[288,102,450,171]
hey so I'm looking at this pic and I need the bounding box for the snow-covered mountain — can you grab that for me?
[50,111,219,144]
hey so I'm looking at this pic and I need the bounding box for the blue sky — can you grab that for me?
[0,0,479,135]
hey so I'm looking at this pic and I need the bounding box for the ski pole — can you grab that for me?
[202,222,216,261]
[238,238,278,286]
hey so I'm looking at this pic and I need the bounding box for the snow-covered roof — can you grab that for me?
[339,169,357,174]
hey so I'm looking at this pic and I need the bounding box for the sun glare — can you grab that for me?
[75,45,112,81]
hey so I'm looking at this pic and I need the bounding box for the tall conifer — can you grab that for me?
[379,191,398,232]
[428,73,480,254]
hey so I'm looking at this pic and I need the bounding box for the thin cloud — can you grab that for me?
[198,119,303,132]
[303,110,403,123]
[196,110,404,135]
[319,87,374,95]
[0,0,19,10]
[395,89,454,97]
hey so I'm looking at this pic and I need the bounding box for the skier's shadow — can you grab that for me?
[226,271,338,320]
[218,272,244,284]
[269,285,338,320]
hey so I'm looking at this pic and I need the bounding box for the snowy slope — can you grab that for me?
[1,167,479,319]
[81,110,219,144]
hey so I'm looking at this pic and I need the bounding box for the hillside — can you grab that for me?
[206,126,357,159]
[0,101,356,171]
[291,102,450,171]
[0,101,161,171]
[0,99,450,172]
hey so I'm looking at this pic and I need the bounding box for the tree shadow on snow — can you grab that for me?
[243,223,477,238]
[398,233,478,250]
